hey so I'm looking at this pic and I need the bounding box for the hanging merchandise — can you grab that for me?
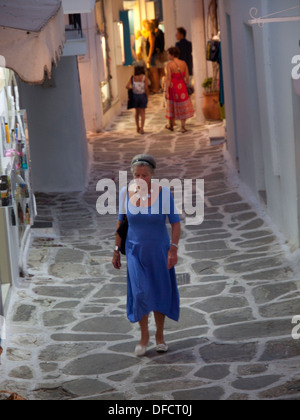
[206,39,220,62]
[206,0,220,63]
[17,202,24,224]
[5,123,10,144]
[11,207,16,226]
[0,175,9,206]
[22,149,28,170]
[25,204,30,225]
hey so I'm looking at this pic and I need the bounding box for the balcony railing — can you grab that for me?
[63,14,86,57]
[66,14,83,38]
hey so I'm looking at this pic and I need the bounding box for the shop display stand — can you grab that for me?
[0,70,36,311]
[0,112,35,265]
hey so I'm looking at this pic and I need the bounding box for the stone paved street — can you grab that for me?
[1,95,300,400]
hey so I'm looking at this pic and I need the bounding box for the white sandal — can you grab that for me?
[135,344,147,357]
[156,343,168,353]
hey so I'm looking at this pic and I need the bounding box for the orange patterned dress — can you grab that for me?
[166,72,194,121]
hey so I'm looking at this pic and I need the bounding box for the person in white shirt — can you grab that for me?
[126,65,149,134]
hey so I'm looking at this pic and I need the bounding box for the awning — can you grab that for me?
[0,0,65,84]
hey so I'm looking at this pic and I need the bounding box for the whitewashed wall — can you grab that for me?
[19,57,89,193]
[219,0,300,247]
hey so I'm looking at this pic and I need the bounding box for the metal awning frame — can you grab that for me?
[249,5,300,26]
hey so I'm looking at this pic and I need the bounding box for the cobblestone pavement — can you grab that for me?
[1,95,300,400]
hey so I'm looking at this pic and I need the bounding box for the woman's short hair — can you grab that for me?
[167,47,180,58]
[131,154,157,173]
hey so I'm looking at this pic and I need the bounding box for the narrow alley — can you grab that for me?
[1,94,300,400]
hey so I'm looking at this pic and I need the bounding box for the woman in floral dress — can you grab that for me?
[165,47,194,133]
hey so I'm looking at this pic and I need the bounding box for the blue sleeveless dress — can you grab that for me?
[118,187,181,323]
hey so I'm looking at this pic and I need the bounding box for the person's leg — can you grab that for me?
[140,109,146,133]
[150,67,160,93]
[181,119,187,133]
[135,109,140,132]
[154,311,166,345]
[139,314,149,346]
[166,118,175,130]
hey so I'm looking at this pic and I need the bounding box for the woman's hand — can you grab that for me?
[168,223,180,270]
[112,251,122,270]
[168,246,178,270]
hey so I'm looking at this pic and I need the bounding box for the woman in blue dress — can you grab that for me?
[112,154,181,357]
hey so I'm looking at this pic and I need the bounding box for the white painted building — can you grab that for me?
[0,0,66,311]
[219,0,300,248]
[18,0,96,193]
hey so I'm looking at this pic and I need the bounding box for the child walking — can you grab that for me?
[126,65,149,134]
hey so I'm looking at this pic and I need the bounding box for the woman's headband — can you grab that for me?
[131,157,156,169]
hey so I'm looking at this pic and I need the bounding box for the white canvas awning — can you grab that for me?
[0,0,65,84]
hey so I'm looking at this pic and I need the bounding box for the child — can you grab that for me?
[126,64,149,134]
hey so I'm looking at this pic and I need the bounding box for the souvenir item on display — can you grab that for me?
[0,118,7,155]
[11,207,16,226]
[25,203,30,225]
[17,202,24,224]
[5,123,10,144]
[0,175,9,206]
[206,39,220,62]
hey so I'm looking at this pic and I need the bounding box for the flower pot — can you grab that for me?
[202,91,221,121]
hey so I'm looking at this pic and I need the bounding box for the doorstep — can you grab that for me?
[209,122,226,146]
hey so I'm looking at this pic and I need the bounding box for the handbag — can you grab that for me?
[177,67,194,96]
[116,187,128,255]
[127,77,134,110]
[187,85,194,96]
[117,218,128,255]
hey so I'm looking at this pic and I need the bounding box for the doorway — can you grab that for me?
[244,24,266,203]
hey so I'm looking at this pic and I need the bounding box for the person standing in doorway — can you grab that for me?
[145,20,160,94]
[152,19,166,91]
[176,27,193,85]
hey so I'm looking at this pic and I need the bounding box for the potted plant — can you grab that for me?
[202,77,221,121]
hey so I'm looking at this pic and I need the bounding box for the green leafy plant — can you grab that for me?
[202,77,213,93]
